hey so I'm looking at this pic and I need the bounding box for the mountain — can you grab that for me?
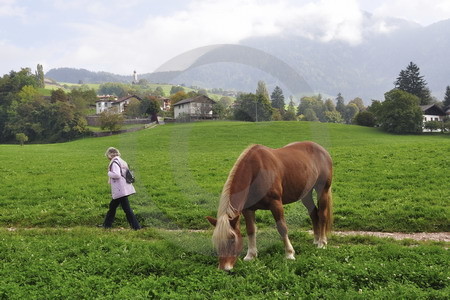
[165,16,450,103]
[45,68,131,84]
[45,15,450,104]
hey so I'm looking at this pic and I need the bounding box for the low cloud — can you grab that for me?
[57,0,368,74]
[372,0,450,26]
[1,0,449,75]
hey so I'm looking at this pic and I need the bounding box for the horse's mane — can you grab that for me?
[212,144,258,249]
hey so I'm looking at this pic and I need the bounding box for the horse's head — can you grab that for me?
[207,215,243,271]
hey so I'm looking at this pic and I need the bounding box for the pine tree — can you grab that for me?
[444,85,450,107]
[335,93,345,115]
[270,86,285,112]
[395,62,432,105]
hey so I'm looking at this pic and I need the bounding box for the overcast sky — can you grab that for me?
[1,0,450,76]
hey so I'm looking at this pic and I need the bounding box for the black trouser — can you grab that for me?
[103,196,141,230]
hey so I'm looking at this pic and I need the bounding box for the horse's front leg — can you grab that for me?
[242,209,258,261]
[270,200,295,260]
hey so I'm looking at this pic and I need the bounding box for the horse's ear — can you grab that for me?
[206,216,217,227]
[229,215,239,228]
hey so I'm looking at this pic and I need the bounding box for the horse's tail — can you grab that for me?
[322,187,333,234]
[317,177,333,236]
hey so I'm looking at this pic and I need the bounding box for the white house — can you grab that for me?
[173,95,216,119]
[420,104,447,131]
[96,95,142,114]
[420,104,446,122]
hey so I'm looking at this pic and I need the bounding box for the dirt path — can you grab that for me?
[5,227,449,242]
[329,231,450,242]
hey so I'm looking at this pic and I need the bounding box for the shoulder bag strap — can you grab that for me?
[109,159,124,177]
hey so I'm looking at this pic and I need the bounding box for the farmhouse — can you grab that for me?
[173,95,216,119]
[96,95,142,114]
[420,104,446,122]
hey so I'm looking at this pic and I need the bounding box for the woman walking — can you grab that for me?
[102,147,141,230]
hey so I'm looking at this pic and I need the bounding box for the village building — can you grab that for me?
[420,104,446,122]
[420,103,447,132]
[173,95,216,119]
[96,95,142,114]
[95,94,171,115]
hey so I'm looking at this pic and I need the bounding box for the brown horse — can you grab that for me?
[207,141,333,271]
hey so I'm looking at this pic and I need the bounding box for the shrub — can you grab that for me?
[99,110,124,132]
[15,133,28,146]
[282,111,297,121]
[354,111,376,127]
[423,121,441,132]
[324,111,344,123]
[443,119,450,132]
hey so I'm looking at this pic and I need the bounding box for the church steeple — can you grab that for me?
[133,70,138,84]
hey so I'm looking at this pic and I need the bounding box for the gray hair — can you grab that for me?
[105,147,121,159]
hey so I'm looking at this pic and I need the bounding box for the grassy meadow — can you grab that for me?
[1,121,448,231]
[1,121,449,298]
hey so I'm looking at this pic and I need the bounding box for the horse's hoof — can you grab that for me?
[286,254,296,260]
[244,254,257,261]
[317,242,327,249]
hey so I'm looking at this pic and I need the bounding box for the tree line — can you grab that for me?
[216,62,450,134]
[0,68,94,143]
[2,61,449,144]
[222,84,365,124]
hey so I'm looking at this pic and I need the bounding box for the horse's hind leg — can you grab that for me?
[242,209,258,261]
[316,184,332,248]
[270,200,295,260]
[301,191,319,245]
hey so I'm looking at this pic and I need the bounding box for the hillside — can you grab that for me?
[45,68,131,84]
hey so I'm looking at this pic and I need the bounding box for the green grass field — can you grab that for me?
[1,121,449,298]
[1,121,448,231]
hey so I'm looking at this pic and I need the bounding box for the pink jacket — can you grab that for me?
[108,157,136,199]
